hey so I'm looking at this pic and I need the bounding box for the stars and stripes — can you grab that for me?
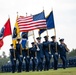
[17,11,47,32]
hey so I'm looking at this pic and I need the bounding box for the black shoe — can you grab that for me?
[54,68,57,70]
[63,67,66,69]
[26,70,29,72]
[17,71,21,73]
[12,71,15,73]
[40,69,42,71]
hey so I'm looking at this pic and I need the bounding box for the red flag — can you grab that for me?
[0,39,3,48]
[3,18,12,37]
[0,18,12,49]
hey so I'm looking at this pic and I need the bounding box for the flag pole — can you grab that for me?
[44,6,51,53]
[54,28,56,37]
[38,29,41,37]
[8,15,10,19]
[33,31,36,57]
[32,31,35,42]
[46,29,51,53]
[54,28,58,53]
[26,12,27,16]
[52,9,58,53]
[17,12,22,56]
[26,12,29,57]
[43,7,51,53]
[8,15,16,59]
[46,28,49,36]
[16,12,20,38]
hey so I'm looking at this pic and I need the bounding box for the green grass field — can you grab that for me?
[0,67,76,75]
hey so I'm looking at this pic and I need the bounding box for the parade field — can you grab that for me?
[0,67,76,75]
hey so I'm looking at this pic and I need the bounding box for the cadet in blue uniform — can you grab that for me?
[50,36,59,70]
[29,42,37,71]
[21,33,30,72]
[43,36,50,70]
[21,39,30,72]
[15,38,22,72]
[9,44,16,73]
[59,39,69,69]
[36,37,44,71]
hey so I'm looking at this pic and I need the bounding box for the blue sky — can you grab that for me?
[0,0,76,56]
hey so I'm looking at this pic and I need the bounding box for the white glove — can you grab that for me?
[20,55,23,57]
[27,56,29,58]
[14,58,16,60]
[24,57,26,59]
[31,57,33,59]
[59,54,60,58]
[55,52,58,55]
[49,52,51,54]
[37,48,40,51]
[52,55,53,58]
[35,57,37,59]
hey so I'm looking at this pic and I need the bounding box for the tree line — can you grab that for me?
[0,49,76,68]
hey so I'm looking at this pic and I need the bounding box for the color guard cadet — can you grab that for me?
[9,44,16,73]
[43,36,50,70]
[29,42,37,71]
[21,33,30,72]
[50,36,59,70]
[59,38,69,69]
[15,38,22,72]
[36,37,44,71]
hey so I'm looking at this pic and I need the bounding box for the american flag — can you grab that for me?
[17,11,47,32]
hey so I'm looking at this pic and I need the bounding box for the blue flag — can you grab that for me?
[33,11,45,21]
[21,32,28,49]
[39,11,55,35]
[12,27,17,38]
[12,27,18,49]
[21,32,28,39]
[21,39,27,49]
